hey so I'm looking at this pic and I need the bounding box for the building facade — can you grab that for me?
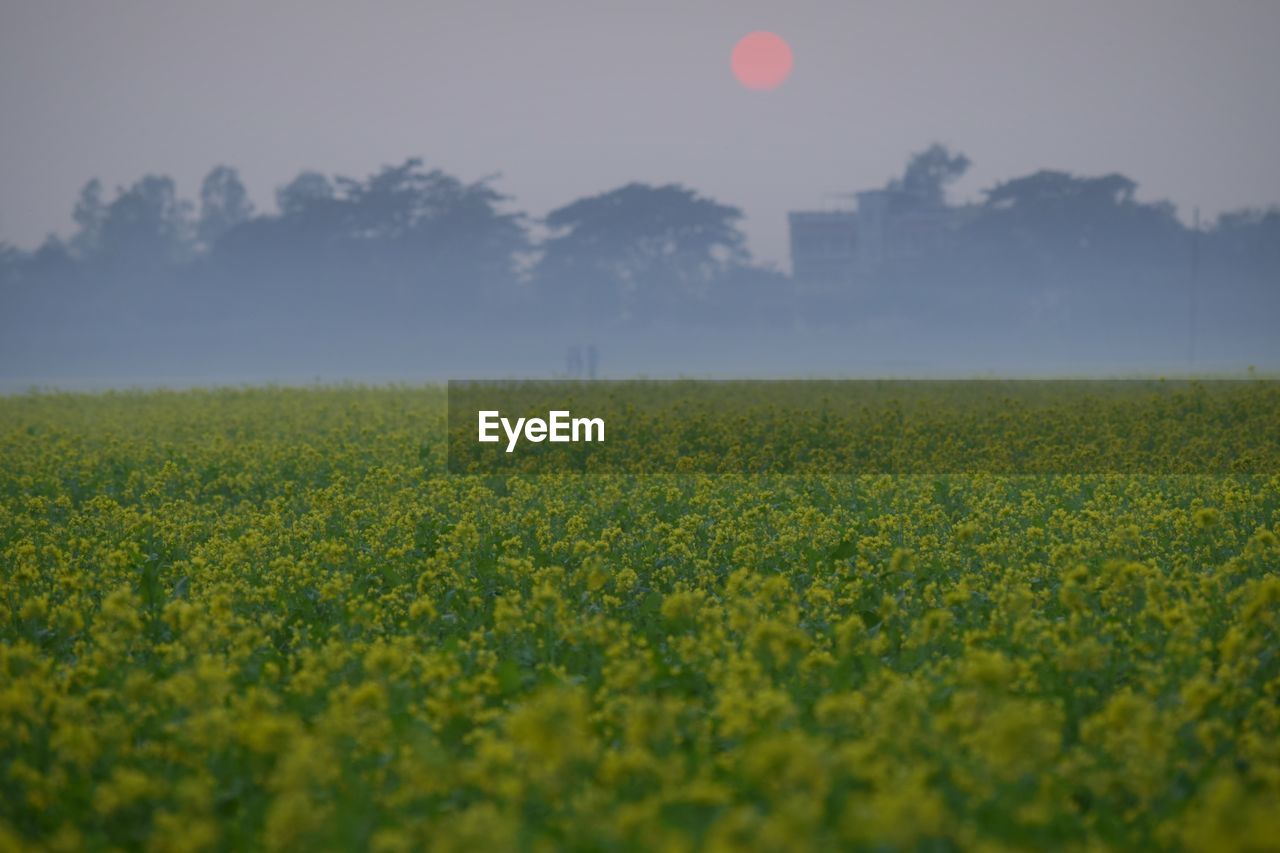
[790,189,960,290]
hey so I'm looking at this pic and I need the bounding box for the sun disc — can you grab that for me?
[731,31,793,91]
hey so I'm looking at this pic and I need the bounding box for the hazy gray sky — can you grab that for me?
[2,0,1278,266]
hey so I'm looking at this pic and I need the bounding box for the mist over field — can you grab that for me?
[1,1,1278,386]
[1,148,1276,388]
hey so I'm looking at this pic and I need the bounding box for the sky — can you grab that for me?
[2,0,1278,267]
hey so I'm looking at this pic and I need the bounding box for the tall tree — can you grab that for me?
[215,159,528,308]
[197,166,254,249]
[92,175,194,272]
[534,183,749,323]
[69,179,108,258]
[969,170,1183,273]
[339,158,530,301]
[0,242,20,290]
[275,171,337,217]
[891,144,971,209]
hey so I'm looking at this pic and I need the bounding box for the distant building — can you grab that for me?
[788,210,858,291]
[790,188,960,289]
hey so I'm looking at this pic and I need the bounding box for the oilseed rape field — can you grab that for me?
[2,384,1279,851]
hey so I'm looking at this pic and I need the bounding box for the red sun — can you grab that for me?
[731,31,793,91]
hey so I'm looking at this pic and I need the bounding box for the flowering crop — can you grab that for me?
[1,385,1278,850]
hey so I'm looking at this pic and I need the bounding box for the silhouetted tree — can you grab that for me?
[229,170,348,256]
[212,159,528,312]
[340,159,527,291]
[197,166,254,249]
[1,236,79,350]
[0,242,21,291]
[70,175,194,273]
[26,237,77,280]
[534,182,749,323]
[276,171,337,216]
[1208,208,1280,278]
[967,170,1183,277]
[69,179,108,258]
[891,143,971,209]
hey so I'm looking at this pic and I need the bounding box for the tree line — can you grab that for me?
[1,145,1276,338]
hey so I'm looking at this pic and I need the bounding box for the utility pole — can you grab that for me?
[1188,206,1199,373]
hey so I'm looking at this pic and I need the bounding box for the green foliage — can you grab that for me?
[1,385,1278,850]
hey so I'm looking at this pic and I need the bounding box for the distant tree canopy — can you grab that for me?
[968,170,1185,271]
[197,166,254,250]
[534,183,751,322]
[0,146,1276,343]
[276,171,336,217]
[890,144,971,209]
[1208,207,1280,275]
[70,175,193,274]
[213,158,529,307]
